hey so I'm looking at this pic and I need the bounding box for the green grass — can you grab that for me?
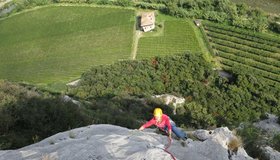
[136,20,203,59]
[0,6,135,89]
[231,0,280,14]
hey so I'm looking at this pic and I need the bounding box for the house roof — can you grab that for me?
[141,12,155,27]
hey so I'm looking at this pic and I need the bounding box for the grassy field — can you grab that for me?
[231,0,280,14]
[0,6,135,90]
[136,18,204,59]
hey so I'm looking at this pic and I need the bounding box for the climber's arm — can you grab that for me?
[139,118,155,130]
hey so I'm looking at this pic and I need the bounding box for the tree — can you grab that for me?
[113,0,132,7]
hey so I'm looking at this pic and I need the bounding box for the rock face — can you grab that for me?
[152,94,185,107]
[254,114,280,160]
[193,129,213,141]
[261,146,280,160]
[192,127,252,160]
[0,125,253,160]
[66,79,80,87]
[254,114,280,135]
[62,95,81,107]
[152,94,185,115]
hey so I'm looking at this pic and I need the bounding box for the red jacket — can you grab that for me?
[141,114,172,132]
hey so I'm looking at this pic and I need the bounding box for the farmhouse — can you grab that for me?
[141,12,155,32]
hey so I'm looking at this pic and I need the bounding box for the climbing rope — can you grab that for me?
[127,129,177,160]
[155,128,177,160]
[163,136,176,160]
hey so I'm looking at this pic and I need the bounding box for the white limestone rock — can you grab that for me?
[152,94,185,114]
[254,114,280,135]
[193,129,213,141]
[261,146,280,160]
[0,125,253,160]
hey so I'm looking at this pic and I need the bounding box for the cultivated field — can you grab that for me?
[136,20,203,59]
[231,0,280,14]
[0,6,134,89]
[203,21,280,86]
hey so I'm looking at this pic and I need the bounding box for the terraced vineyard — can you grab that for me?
[202,21,280,86]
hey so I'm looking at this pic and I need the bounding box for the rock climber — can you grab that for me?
[139,108,187,140]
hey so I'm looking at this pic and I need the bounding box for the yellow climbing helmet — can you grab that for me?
[153,108,163,117]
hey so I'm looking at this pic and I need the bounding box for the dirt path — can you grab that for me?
[131,30,142,60]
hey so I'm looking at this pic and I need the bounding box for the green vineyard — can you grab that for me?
[0,6,135,88]
[202,21,280,86]
[137,20,202,58]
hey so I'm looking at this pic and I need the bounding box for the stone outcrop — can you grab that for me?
[254,114,280,160]
[152,94,185,115]
[0,125,253,160]
[254,114,280,135]
[192,127,252,160]
[261,146,280,160]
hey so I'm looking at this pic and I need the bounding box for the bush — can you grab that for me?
[134,2,166,10]
[269,20,280,34]
[159,0,270,32]
[70,52,279,129]
[237,124,264,158]
[86,0,112,5]
[70,53,213,99]
[272,134,280,152]
[228,136,242,154]
[182,102,216,128]
[113,0,132,7]
[278,113,280,124]
[0,81,91,149]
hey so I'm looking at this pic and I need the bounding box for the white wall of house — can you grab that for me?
[142,24,155,32]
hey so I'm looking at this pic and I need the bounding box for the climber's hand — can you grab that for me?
[168,135,172,143]
[168,130,172,140]
[138,126,144,131]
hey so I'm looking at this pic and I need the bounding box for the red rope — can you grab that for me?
[163,137,176,160]
[157,127,176,160]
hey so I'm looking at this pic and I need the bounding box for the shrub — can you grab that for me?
[183,102,216,128]
[88,0,112,5]
[134,2,166,10]
[0,81,91,149]
[237,124,264,158]
[278,113,280,124]
[269,21,280,34]
[113,0,132,7]
[228,136,243,153]
[260,113,269,120]
[272,134,280,152]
